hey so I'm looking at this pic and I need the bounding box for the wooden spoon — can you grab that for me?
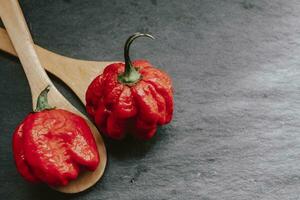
[0,27,116,104]
[0,0,106,193]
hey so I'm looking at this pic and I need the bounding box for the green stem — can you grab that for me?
[118,32,155,84]
[34,85,55,112]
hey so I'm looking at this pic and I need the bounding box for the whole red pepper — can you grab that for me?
[86,33,174,140]
[13,86,100,186]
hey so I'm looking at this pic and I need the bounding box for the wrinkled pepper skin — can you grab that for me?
[86,58,174,140]
[13,88,99,186]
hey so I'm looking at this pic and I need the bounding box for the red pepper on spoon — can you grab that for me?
[13,86,99,186]
[0,0,106,193]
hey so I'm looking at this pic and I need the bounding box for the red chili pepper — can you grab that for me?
[13,86,100,186]
[86,33,174,140]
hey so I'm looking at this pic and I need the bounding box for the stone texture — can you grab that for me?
[1,0,300,199]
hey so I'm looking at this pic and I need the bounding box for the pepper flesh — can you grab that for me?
[86,59,174,140]
[13,109,100,186]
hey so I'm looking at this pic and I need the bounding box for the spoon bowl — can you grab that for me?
[0,0,107,193]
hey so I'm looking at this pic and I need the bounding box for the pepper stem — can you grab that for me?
[118,32,155,84]
[34,85,55,112]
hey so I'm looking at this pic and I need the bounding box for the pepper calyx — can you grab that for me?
[34,85,55,112]
[118,32,155,85]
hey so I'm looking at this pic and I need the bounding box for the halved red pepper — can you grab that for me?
[13,86,100,186]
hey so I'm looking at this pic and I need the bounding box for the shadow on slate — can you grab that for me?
[104,126,168,160]
[47,73,88,115]
[24,184,89,200]
[0,50,19,64]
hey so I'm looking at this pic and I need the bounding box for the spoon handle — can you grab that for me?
[0,0,52,104]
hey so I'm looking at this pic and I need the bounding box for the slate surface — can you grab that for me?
[1,0,300,199]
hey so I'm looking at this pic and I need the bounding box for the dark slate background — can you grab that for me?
[1,0,300,199]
